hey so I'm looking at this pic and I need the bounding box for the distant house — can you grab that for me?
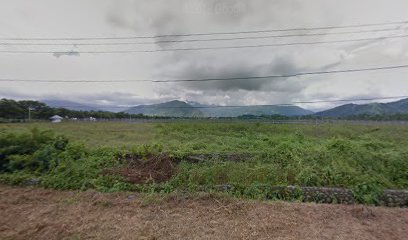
[50,115,63,123]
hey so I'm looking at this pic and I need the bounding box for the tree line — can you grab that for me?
[0,98,163,121]
[2,98,408,121]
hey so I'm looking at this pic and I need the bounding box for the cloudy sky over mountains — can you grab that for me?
[1,0,408,110]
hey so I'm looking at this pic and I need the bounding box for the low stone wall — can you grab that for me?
[214,185,408,207]
[288,186,356,205]
[380,190,408,207]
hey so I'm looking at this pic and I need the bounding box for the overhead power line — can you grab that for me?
[1,34,407,54]
[1,20,407,41]
[1,64,408,83]
[0,27,403,46]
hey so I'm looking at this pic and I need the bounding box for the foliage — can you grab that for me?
[1,122,407,204]
[0,98,161,121]
[0,128,130,191]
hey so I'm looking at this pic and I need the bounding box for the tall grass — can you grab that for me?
[1,122,407,203]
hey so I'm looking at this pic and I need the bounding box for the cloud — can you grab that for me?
[53,50,80,58]
[0,89,166,107]
[2,0,408,111]
[158,54,306,92]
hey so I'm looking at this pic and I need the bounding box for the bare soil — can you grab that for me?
[1,185,407,240]
[105,154,176,184]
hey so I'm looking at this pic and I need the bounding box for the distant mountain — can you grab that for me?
[125,100,313,117]
[43,100,98,111]
[125,100,205,117]
[42,100,128,112]
[188,101,313,117]
[316,98,408,117]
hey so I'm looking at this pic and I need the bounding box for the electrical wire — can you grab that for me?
[1,64,407,83]
[1,20,407,41]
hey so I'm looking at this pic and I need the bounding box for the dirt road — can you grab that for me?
[1,185,407,240]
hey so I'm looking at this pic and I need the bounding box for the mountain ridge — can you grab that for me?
[125,100,313,117]
[125,100,205,117]
[316,98,408,117]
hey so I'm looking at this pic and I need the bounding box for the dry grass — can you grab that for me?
[1,185,407,240]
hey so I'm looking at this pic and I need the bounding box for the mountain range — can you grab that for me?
[316,98,408,117]
[42,98,408,118]
[125,100,205,117]
[187,101,313,117]
[43,100,97,111]
[124,100,313,117]
[42,100,128,112]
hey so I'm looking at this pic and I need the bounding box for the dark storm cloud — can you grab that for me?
[102,0,336,99]
[169,55,306,92]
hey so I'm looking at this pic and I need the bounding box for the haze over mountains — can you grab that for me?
[125,100,313,117]
[41,98,408,118]
[43,100,128,113]
[316,98,408,117]
[125,100,205,118]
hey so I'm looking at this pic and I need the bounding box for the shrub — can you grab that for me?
[0,128,68,172]
[0,128,127,192]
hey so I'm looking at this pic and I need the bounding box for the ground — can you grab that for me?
[1,184,407,240]
[1,122,408,239]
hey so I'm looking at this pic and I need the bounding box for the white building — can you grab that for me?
[50,115,63,123]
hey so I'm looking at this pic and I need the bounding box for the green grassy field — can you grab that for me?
[2,121,408,150]
[1,121,407,203]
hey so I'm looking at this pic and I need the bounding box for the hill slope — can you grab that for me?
[126,100,313,117]
[316,98,408,117]
[188,102,313,117]
[125,100,205,117]
[43,100,97,111]
[43,100,130,112]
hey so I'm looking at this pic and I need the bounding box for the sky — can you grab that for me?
[1,0,408,111]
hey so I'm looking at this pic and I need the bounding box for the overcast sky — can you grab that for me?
[1,0,408,111]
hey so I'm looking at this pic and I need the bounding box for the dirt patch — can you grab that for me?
[106,154,176,184]
[105,152,251,184]
[1,185,408,240]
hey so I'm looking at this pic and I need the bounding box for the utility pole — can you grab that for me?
[28,107,34,122]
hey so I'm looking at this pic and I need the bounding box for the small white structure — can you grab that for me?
[50,115,63,123]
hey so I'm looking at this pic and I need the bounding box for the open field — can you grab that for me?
[1,121,407,204]
[1,184,407,240]
[2,121,408,149]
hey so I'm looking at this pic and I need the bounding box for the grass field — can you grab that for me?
[1,121,407,203]
[2,121,408,149]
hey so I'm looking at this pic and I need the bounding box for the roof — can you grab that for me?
[50,115,63,120]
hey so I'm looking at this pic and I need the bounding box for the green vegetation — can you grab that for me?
[316,98,408,118]
[1,121,407,204]
[0,98,164,121]
[0,128,132,191]
[127,100,205,117]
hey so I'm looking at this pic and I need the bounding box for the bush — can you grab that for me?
[0,128,128,192]
[1,125,407,204]
[0,128,68,172]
